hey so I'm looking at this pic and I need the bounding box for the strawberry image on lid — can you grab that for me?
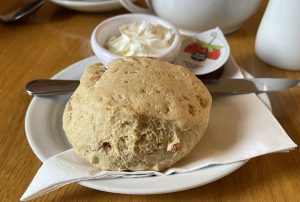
[175,27,230,75]
[184,32,222,61]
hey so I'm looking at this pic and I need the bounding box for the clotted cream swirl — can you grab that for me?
[105,21,174,57]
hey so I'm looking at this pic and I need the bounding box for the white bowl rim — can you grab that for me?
[90,13,181,62]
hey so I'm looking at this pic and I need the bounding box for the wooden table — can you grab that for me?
[1,0,299,201]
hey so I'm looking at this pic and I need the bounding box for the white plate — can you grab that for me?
[49,0,124,12]
[25,56,270,194]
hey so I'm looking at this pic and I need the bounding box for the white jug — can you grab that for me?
[255,0,300,70]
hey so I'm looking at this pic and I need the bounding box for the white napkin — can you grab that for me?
[21,93,297,201]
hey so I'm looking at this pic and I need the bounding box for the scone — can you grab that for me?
[63,57,212,171]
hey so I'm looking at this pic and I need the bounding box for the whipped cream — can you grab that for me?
[106,21,174,57]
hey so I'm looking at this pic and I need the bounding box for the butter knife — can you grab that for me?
[25,78,300,96]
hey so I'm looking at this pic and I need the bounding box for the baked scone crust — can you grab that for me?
[63,57,212,171]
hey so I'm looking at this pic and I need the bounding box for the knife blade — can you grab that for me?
[25,78,300,96]
[202,78,300,94]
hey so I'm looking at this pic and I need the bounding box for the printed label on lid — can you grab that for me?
[174,27,230,75]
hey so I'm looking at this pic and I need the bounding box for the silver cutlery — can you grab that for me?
[25,78,300,96]
[0,0,44,22]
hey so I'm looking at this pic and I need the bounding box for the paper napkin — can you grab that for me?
[21,92,297,201]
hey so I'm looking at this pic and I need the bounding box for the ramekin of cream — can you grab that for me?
[91,14,181,67]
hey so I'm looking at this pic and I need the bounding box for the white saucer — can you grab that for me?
[25,56,271,194]
[49,0,124,12]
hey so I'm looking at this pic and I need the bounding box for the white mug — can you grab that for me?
[120,0,262,35]
[255,0,300,71]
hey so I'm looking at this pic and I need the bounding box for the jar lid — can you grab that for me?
[174,27,230,75]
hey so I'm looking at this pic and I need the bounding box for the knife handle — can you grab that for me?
[25,79,79,96]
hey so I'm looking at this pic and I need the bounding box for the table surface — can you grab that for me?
[1,0,300,201]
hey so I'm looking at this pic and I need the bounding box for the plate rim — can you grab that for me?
[48,0,122,12]
[50,0,120,6]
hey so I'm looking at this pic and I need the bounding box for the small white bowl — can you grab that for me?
[91,14,181,67]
